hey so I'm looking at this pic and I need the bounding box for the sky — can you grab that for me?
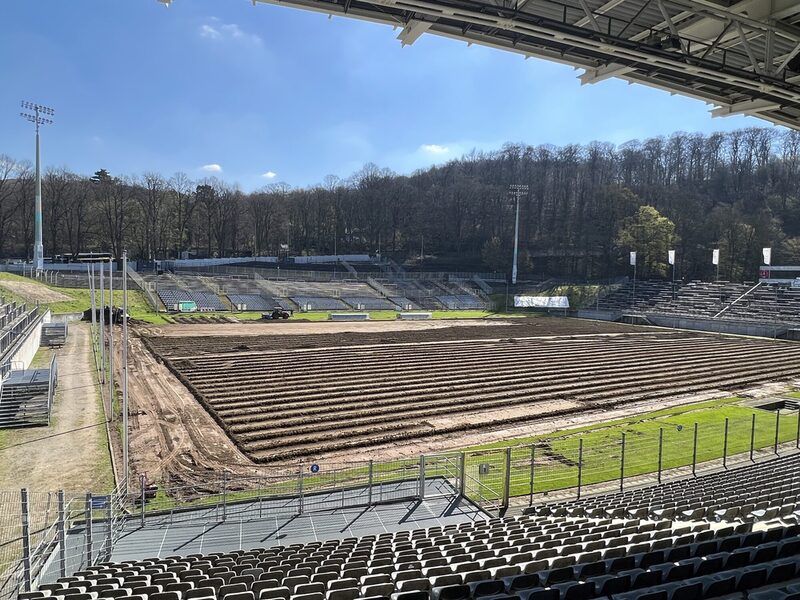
[0,0,779,191]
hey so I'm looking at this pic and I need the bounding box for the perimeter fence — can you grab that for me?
[1,407,799,600]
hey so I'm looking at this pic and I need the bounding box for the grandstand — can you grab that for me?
[156,289,227,312]
[15,452,800,600]
[595,280,800,326]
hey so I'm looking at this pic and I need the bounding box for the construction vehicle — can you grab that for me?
[262,307,292,320]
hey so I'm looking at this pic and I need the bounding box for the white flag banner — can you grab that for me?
[630,251,637,266]
[712,249,720,266]
[762,247,772,266]
[668,250,675,266]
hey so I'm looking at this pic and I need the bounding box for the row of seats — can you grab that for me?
[530,453,800,523]
[156,289,227,312]
[596,279,800,324]
[22,511,800,600]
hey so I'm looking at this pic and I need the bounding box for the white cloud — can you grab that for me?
[420,144,450,154]
[261,171,277,179]
[199,18,262,46]
[201,164,223,173]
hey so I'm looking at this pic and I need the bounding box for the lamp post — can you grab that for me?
[19,101,54,274]
[509,184,529,285]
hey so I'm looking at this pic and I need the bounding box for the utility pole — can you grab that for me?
[509,184,529,285]
[19,101,54,275]
[122,251,129,492]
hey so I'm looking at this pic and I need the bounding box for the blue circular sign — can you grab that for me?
[310,464,320,473]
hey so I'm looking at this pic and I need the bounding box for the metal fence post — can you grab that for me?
[692,423,698,476]
[21,489,32,592]
[750,413,756,462]
[367,460,374,506]
[85,492,93,568]
[796,409,800,449]
[620,432,626,492]
[57,490,66,579]
[105,492,113,561]
[419,455,426,500]
[657,428,663,484]
[140,474,146,527]
[576,439,584,499]
[528,445,535,506]
[222,471,228,521]
[459,452,466,497]
[297,464,304,514]
[775,412,781,455]
[502,447,512,510]
[722,418,729,469]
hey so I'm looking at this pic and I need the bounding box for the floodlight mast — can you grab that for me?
[509,184,529,285]
[19,101,55,275]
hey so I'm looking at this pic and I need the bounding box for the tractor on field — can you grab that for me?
[262,307,292,320]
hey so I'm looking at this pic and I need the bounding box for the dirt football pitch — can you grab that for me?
[134,317,800,464]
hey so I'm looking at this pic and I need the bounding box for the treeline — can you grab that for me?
[1,126,799,282]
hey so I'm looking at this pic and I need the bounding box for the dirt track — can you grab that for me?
[0,324,113,491]
[143,317,648,357]
[0,279,69,303]
[125,335,264,491]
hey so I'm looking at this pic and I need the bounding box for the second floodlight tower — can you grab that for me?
[19,101,54,274]
[508,184,529,285]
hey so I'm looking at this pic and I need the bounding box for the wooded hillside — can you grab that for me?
[1,126,799,281]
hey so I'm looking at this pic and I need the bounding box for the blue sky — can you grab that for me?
[0,0,775,190]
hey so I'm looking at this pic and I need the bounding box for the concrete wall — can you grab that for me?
[645,314,788,338]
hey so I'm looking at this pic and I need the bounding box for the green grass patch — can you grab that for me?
[788,391,800,399]
[0,272,169,323]
[480,397,800,498]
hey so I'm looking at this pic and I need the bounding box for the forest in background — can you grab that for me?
[1,126,799,282]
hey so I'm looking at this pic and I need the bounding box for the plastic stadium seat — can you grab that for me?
[467,580,505,598]
[430,585,469,600]
[589,574,630,595]
[503,574,540,592]
[516,590,557,600]
[552,581,594,600]
[224,593,256,600]
[766,558,799,584]
[390,592,429,600]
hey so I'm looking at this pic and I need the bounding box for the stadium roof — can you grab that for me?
[237,0,800,130]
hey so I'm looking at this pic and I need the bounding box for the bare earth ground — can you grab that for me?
[0,323,113,492]
[122,317,800,490]
[138,319,509,338]
[0,280,70,304]
[124,335,260,491]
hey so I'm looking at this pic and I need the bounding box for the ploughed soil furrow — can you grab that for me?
[202,342,779,412]
[245,369,798,462]
[146,327,800,463]
[228,352,800,439]
[182,337,737,397]
[180,335,709,389]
